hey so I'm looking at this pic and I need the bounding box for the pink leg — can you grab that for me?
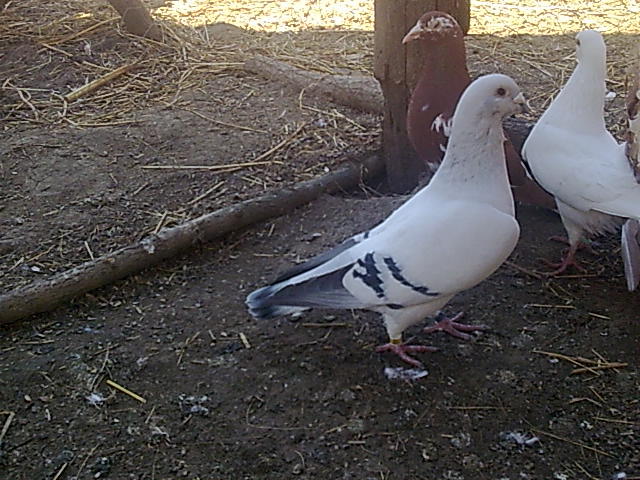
[422,312,487,341]
[548,236,595,254]
[375,342,438,368]
[541,242,585,276]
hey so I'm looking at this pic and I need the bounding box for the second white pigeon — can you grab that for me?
[522,29,640,290]
[246,74,524,367]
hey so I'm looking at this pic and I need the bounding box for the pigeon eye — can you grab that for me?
[576,38,581,46]
[496,87,506,96]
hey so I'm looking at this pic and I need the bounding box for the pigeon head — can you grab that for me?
[456,74,528,121]
[575,29,606,66]
[402,11,461,44]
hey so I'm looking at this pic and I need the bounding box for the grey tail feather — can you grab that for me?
[272,233,364,284]
[245,285,313,320]
[245,285,286,319]
[246,263,359,320]
[621,219,640,292]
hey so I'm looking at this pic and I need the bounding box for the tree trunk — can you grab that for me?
[0,156,384,325]
[374,0,470,193]
[106,0,162,41]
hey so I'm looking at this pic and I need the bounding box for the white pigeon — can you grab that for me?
[246,74,524,367]
[522,29,640,290]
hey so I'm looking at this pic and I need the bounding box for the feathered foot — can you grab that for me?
[375,341,438,368]
[541,243,585,276]
[422,312,487,340]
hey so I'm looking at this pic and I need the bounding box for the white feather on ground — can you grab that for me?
[522,29,640,291]
[246,74,524,366]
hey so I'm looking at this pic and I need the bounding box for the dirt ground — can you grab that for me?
[2,2,640,480]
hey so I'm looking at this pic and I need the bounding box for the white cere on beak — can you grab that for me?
[402,22,424,44]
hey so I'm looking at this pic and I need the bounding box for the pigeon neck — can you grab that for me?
[430,116,515,215]
[542,58,607,134]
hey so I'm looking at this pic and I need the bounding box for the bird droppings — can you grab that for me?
[178,395,211,416]
[383,367,429,381]
[85,392,106,407]
[141,237,156,254]
[500,431,540,447]
[449,432,472,449]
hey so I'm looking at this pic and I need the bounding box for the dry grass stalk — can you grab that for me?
[64,64,139,102]
[105,379,147,403]
[302,322,349,328]
[533,349,627,376]
[141,161,278,171]
[0,411,16,445]
[52,462,68,480]
[532,428,614,458]
[177,331,201,365]
[239,332,251,349]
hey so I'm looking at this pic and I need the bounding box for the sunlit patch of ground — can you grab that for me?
[155,0,640,35]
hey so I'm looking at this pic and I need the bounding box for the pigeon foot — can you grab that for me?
[422,312,487,340]
[548,236,595,254]
[375,342,438,368]
[540,244,586,276]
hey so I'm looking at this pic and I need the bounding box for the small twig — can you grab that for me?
[52,462,68,480]
[302,322,348,328]
[64,64,138,102]
[574,461,600,480]
[504,260,543,279]
[176,331,200,365]
[90,348,110,391]
[532,428,614,457]
[525,304,575,309]
[251,122,307,164]
[0,411,16,445]
[75,443,100,479]
[239,332,251,349]
[145,405,156,424]
[132,182,149,196]
[533,349,603,376]
[153,211,168,234]
[571,363,627,375]
[141,161,277,171]
[568,397,603,408]
[594,416,639,425]
[49,18,117,45]
[187,181,225,206]
[105,379,146,403]
[447,405,502,410]
[39,43,74,57]
[84,241,95,261]
[180,107,268,133]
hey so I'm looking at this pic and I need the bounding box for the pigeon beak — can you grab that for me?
[402,23,423,44]
[513,92,530,115]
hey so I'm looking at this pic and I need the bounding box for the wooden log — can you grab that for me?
[374,0,470,193]
[0,156,384,325]
[106,0,162,41]
[244,54,383,114]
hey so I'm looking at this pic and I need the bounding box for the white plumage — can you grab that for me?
[246,74,524,366]
[522,30,640,290]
